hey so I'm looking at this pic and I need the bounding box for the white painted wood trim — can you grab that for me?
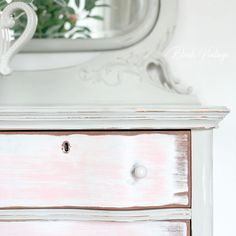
[0,105,229,130]
[0,221,190,236]
[0,209,191,222]
[192,129,213,236]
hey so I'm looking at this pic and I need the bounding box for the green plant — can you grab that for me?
[0,0,109,39]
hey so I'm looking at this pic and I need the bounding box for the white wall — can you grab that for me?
[165,1,236,235]
[11,0,235,235]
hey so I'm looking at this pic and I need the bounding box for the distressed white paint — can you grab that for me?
[191,129,213,236]
[0,105,229,130]
[0,1,229,235]
[0,221,189,236]
[0,209,191,222]
[0,109,228,236]
[0,131,189,208]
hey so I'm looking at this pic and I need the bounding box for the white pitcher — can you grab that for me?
[0,2,37,75]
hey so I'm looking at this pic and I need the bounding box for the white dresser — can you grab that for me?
[0,0,229,235]
[0,105,228,236]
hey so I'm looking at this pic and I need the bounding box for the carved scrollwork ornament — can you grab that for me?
[146,56,193,95]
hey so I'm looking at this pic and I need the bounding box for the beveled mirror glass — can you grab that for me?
[0,0,160,52]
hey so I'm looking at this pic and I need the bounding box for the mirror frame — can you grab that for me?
[23,0,160,53]
[0,0,200,107]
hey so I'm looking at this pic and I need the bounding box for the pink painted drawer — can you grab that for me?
[0,131,191,209]
[0,221,190,236]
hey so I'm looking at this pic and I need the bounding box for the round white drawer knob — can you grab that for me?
[133,165,148,179]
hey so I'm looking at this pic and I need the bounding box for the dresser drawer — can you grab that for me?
[0,131,191,209]
[0,221,190,236]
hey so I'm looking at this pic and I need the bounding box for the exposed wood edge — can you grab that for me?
[0,105,229,130]
[187,221,191,236]
[0,209,192,222]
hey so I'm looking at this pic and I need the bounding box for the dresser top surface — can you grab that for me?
[0,105,229,130]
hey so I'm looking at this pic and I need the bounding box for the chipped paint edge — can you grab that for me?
[0,105,229,130]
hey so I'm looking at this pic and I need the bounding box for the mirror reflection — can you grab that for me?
[0,0,145,40]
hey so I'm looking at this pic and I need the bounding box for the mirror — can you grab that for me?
[0,0,189,106]
[0,0,160,52]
